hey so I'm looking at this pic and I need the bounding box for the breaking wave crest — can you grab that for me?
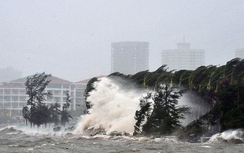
[73,77,211,136]
[74,77,144,135]
[208,129,244,143]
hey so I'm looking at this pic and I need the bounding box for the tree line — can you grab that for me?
[85,58,244,136]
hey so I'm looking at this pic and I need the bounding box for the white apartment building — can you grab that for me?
[0,75,91,117]
[111,41,149,75]
[162,43,205,71]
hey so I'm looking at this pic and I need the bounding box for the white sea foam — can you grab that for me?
[73,77,211,136]
[9,124,72,137]
[208,129,244,143]
[74,77,144,135]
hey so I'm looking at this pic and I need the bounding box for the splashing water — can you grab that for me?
[74,77,145,135]
[0,124,73,137]
[74,77,211,135]
[208,129,244,143]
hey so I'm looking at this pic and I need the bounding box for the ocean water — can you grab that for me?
[2,77,243,153]
[1,124,244,153]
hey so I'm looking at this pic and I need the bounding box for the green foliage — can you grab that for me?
[48,102,61,125]
[134,93,152,135]
[201,103,221,125]
[25,72,52,106]
[207,65,224,94]
[134,84,190,135]
[23,73,72,127]
[130,70,149,87]
[135,58,244,131]
[220,105,244,130]
[189,66,208,91]
[231,59,244,84]
[143,65,172,89]
[218,86,238,114]
[178,70,192,88]
[172,70,188,86]
[83,58,244,132]
[23,73,52,126]
[198,66,217,93]
[29,105,50,126]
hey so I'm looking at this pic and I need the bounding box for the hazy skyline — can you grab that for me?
[1,0,244,81]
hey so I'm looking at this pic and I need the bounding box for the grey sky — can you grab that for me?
[0,0,244,82]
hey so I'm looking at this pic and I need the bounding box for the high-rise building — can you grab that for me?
[111,41,149,75]
[162,43,205,71]
[235,48,244,58]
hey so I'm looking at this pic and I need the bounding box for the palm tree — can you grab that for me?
[143,65,172,89]
[130,70,149,88]
[172,70,188,87]
[216,58,240,93]
[189,66,208,91]
[178,70,192,88]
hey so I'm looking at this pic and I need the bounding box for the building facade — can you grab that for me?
[235,48,244,58]
[0,75,94,118]
[111,41,149,75]
[162,43,205,71]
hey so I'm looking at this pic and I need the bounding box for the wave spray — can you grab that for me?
[74,77,145,135]
[74,77,210,135]
[208,129,244,143]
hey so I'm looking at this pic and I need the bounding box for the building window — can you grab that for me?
[63,90,69,95]
[20,96,27,101]
[12,102,18,108]
[4,89,11,94]
[63,84,70,89]
[19,89,26,95]
[54,97,61,102]
[12,96,18,101]
[76,91,82,97]
[18,102,26,108]
[12,89,18,94]
[75,84,83,89]
[53,90,61,95]
[4,96,10,101]
[48,83,61,88]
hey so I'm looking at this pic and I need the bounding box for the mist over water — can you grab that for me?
[179,92,212,126]
[74,77,211,135]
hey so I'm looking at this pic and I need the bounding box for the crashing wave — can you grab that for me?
[208,129,244,144]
